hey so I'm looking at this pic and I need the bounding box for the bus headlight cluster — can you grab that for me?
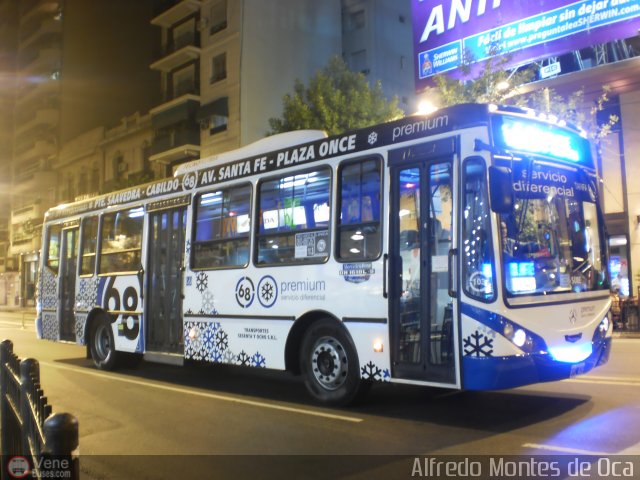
[593,315,611,341]
[503,322,530,350]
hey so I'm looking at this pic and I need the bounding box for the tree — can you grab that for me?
[430,51,617,141]
[268,57,404,136]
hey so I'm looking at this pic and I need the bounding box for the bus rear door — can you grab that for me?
[145,206,187,354]
[59,225,79,341]
[388,139,459,385]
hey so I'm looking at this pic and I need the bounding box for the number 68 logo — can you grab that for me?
[235,277,255,308]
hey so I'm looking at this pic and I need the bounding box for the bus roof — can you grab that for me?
[44,103,587,221]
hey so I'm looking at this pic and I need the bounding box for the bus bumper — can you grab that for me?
[462,337,612,390]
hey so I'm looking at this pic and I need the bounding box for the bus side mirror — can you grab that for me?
[488,166,514,214]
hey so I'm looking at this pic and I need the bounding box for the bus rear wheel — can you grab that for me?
[300,319,367,406]
[89,315,119,370]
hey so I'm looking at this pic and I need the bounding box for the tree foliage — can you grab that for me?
[431,52,618,141]
[268,57,404,136]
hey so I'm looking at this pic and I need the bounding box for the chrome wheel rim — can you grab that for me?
[310,336,349,390]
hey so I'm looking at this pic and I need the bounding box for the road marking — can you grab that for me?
[40,361,363,424]
[522,443,611,455]
[566,375,640,387]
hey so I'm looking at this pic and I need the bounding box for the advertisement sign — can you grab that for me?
[412,0,640,90]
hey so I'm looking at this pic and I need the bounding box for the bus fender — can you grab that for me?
[284,310,354,375]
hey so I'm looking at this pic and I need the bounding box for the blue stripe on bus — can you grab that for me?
[460,302,612,390]
[462,337,611,390]
[460,302,548,352]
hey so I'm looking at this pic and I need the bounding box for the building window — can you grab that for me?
[193,184,251,269]
[210,52,227,84]
[350,50,368,74]
[210,1,227,35]
[172,64,196,98]
[209,114,228,135]
[170,17,196,52]
[344,9,365,32]
[113,154,127,181]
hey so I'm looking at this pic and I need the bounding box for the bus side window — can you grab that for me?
[99,207,144,274]
[461,157,495,302]
[256,168,331,265]
[192,184,251,269]
[80,216,99,276]
[337,158,382,261]
[45,224,62,273]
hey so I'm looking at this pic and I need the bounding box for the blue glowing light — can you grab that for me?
[500,118,581,162]
[549,343,593,363]
[482,263,492,278]
[508,261,535,277]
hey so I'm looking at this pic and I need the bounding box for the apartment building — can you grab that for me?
[149,0,414,173]
[0,0,18,274]
[7,0,159,306]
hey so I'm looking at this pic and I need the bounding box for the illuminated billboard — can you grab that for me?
[412,0,640,91]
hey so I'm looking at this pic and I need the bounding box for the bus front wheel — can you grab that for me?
[89,315,119,370]
[300,319,368,406]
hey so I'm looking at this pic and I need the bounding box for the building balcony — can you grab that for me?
[20,17,62,50]
[149,128,200,165]
[13,138,56,164]
[15,108,59,136]
[20,46,61,75]
[12,169,56,195]
[151,0,202,28]
[16,77,59,106]
[150,42,201,72]
[20,0,60,25]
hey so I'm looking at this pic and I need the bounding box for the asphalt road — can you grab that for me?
[1,312,639,479]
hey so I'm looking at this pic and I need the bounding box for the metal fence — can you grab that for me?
[0,339,78,480]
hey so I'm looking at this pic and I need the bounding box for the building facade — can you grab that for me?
[5,0,159,306]
[148,0,415,173]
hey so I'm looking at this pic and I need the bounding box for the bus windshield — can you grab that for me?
[499,159,608,297]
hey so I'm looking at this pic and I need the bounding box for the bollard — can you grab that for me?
[19,358,40,461]
[43,413,79,480]
[0,340,14,474]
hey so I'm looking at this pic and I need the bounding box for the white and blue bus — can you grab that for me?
[36,104,612,405]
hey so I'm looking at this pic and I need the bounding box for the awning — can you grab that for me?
[196,97,228,121]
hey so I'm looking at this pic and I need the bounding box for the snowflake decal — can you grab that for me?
[257,275,277,308]
[463,331,494,357]
[361,361,383,381]
[368,131,378,145]
[236,350,251,366]
[222,350,236,364]
[201,290,217,315]
[196,271,208,293]
[215,329,228,351]
[251,352,266,368]
[202,325,216,351]
[261,283,274,302]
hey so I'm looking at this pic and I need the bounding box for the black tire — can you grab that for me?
[89,315,119,370]
[300,319,368,406]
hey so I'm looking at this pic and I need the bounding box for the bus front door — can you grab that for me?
[59,226,79,341]
[146,207,187,354]
[390,155,457,385]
